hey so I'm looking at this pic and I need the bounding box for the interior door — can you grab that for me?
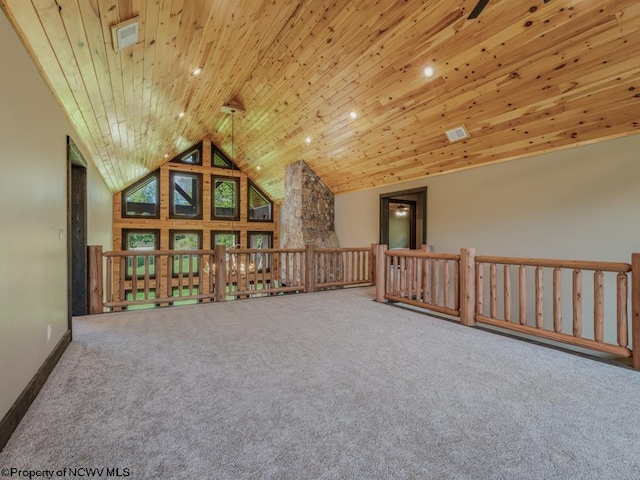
[67,137,88,319]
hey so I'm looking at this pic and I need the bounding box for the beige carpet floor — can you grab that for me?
[1,287,640,479]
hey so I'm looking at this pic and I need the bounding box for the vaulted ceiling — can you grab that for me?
[2,0,639,202]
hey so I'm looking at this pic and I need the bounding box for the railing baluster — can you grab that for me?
[416,256,423,303]
[433,260,440,306]
[476,263,484,316]
[535,266,544,329]
[188,254,194,295]
[504,265,511,322]
[178,253,184,296]
[519,265,527,325]
[454,260,460,311]
[144,255,150,300]
[132,255,138,301]
[553,267,562,333]
[490,263,497,319]
[386,254,392,296]
[106,257,113,309]
[166,253,172,301]
[424,257,431,304]
[573,269,583,337]
[119,257,126,307]
[594,271,604,342]
[443,260,450,309]
[617,273,628,348]
[400,256,407,297]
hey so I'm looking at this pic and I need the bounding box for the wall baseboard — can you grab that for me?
[0,330,71,451]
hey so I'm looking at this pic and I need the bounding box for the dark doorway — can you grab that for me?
[380,187,427,249]
[67,137,88,321]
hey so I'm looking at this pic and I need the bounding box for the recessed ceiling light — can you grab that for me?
[423,65,436,78]
[305,136,312,144]
[256,166,261,171]
[178,112,185,118]
[350,111,358,119]
[191,67,202,76]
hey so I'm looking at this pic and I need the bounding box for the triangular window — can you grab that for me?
[171,143,202,165]
[248,181,273,222]
[212,144,239,170]
[122,172,159,218]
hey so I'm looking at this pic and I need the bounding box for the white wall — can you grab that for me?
[87,158,113,248]
[336,134,640,263]
[336,135,640,349]
[0,10,112,420]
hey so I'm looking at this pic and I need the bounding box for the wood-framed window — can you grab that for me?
[169,230,202,277]
[170,171,203,219]
[247,180,273,222]
[248,231,273,270]
[122,229,160,278]
[211,230,240,249]
[122,171,160,218]
[212,144,239,170]
[212,175,240,221]
[171,142,202,166]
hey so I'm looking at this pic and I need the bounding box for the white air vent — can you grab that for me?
[111,17,139,52]
[446,125,470,143]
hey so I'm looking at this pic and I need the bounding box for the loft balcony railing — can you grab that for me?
[88,244,375,311]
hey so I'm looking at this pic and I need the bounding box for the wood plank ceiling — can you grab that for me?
[1,0,639,201]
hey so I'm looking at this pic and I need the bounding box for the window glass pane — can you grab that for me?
[212,146,237,169]
[212,232,239,248]
[249,233,271,249]
[248,183,273,221]
[125,232,157,277]
[123,174,158,217]
[213,177,238,219]
[171,232,200,275]
[171,172,201,218]
[181,150,199,164]
[171,144,202,165]
[127,233,156,250]
[249,233,272,270]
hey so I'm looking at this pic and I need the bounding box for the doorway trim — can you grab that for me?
[67,136,88,334]
[379,187,427,248]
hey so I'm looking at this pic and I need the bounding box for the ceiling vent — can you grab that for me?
[111,17,139,52]
[446,125,470,143]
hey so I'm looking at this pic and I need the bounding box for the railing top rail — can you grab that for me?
[385,250,460,261]
[103,248,306,258]
[475,255,631,273]
[314,247,372,252]
[104,249,216,257]
[227,248,305,254]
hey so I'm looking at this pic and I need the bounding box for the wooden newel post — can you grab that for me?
[375,244,388,302]
[304,244,316,293]
[87,245,104,314]
[460,248,477,326]
[214,244,227,302]
[632,253,640,370]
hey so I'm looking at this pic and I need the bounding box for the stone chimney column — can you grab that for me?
[281,160,338,248]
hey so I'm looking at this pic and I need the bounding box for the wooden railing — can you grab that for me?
[101,248,217,309]
[475,255,633,359]
[313,246,374,289]
[375,246,640,369]
[224,248,306,299]
[376,246,465,318]
[89,244,375,312]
